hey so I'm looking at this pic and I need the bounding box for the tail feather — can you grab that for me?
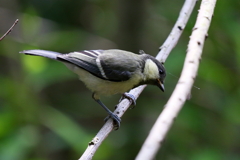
[19,50,62,60]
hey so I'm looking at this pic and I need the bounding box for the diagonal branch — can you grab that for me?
[0,19,19,41]
[156,0,197,62]
[136,0,217,159]
[79,0,198,159]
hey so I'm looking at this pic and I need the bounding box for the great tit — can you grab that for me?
[20,49,166,129]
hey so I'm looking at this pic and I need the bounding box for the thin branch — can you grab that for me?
[79,0,198,159]
[136,0,217,159]
[0,19,19,41]
[156,0,197,62]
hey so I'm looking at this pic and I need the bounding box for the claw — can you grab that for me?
[104,113,121,130]
[93,95,121,130]
[119,93,137,108]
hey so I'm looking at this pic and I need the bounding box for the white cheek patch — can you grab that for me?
[143,59,159,80]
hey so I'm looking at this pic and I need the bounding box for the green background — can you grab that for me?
[0,0,240,159]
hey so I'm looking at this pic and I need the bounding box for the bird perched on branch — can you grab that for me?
[20,49,166,129]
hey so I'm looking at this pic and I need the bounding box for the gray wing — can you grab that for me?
[57,50,135,82]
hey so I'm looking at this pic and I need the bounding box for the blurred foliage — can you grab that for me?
[0,0,240,160]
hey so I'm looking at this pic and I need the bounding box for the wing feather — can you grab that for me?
[57,50,105,79]
[57,50,142,82]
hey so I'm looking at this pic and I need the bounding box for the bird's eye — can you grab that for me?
[159,69,163,74]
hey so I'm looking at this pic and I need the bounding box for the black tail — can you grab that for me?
[19,50,62,60]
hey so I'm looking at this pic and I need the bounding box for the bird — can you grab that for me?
[19,49,166,129]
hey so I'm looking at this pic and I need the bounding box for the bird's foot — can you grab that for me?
[104,112,121,130]
[119,93,137,109]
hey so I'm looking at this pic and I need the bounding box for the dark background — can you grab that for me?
[1,0,240,160]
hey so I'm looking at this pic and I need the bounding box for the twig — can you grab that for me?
[135,0,217,159]
[156,0,197,62]
[0,19,19,41]
[79,0,198,159]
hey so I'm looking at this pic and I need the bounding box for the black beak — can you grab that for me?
[157,79,165,92]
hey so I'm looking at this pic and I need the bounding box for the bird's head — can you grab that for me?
[142,56,166,92]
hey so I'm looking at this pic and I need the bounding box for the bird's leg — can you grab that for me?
[96,99,121,130]
[92,94,121,130]
[119,93,137,109]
